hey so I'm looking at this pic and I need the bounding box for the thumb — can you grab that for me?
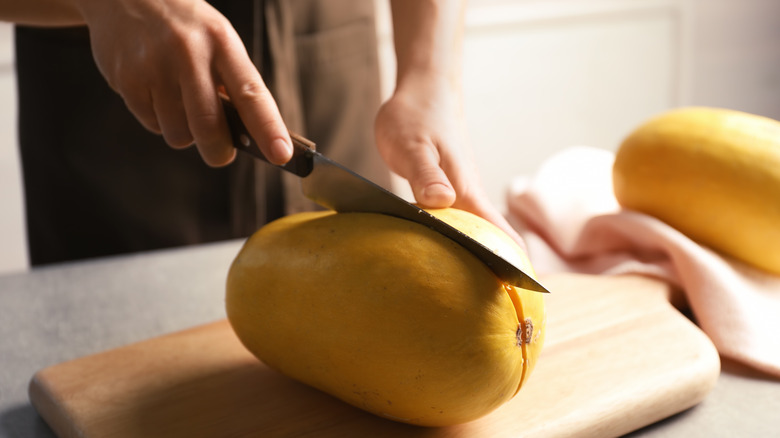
[405,146,457,208]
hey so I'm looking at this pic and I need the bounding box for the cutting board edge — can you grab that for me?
[600,315,722,438]
[27,320,234,438]
[30,369,78,438]
[510,289,722,438]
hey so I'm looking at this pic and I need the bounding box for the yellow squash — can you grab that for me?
[613,107,780,274]
[226,208,545,426]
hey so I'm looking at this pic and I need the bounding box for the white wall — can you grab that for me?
[686,0,780,119]
[0,23,25,274]
[460,0,679,205]
[1,0,779,274]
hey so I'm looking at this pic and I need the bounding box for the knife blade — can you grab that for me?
[221,99,549,293]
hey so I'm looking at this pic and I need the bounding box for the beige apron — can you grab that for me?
[259,0,390,219]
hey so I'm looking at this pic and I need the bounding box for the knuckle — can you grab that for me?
[189,109,221,131]
[236,80,271,103]
[111,66,142,94]
[160,118,194,148]
[203,16,234,44]
[189,118,224,146]
[257,117,284,135]
[164,131,194,149]
[197,143,235,167]
[413,166,446,186]
[185,106,231,151]
[158,23,190,51]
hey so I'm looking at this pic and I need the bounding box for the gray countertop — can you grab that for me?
[1,240,778,437]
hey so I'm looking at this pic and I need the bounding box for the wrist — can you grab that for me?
[396,63,461,91]
[392,67,463,114]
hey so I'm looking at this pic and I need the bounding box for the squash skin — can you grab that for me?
[613,107,780,274]
[226,208,545,426]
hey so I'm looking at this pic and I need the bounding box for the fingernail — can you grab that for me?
[271,138,292,164]
[422,183,455,206]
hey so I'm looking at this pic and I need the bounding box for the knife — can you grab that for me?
[221,99,549,293]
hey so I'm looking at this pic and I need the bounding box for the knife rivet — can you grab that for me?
[239,134,251,147]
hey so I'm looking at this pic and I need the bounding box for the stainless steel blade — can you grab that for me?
[221,97,549,293]
[300,152,549,293]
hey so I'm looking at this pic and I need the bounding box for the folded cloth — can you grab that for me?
[506,146,780,377]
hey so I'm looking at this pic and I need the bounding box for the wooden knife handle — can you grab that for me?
[221,97,315,177]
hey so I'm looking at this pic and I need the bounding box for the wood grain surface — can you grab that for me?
[28,274,721,437]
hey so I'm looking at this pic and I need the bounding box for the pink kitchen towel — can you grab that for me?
[506,146,780,377]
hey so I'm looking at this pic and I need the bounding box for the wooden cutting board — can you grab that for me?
[29,274,720,438]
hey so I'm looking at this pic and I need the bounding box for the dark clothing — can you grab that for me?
[16,0,390,266]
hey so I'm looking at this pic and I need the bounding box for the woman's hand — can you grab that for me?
[77,0,292,166]
[375,73,525,247]
[382,0,524,247]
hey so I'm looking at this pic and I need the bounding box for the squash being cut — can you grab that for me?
[226,208,546,426]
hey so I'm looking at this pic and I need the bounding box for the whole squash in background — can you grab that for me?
[226,208,546,427]
[613,107,780,274]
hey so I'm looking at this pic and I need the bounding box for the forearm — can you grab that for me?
[389,0,466,91]
[0,0,85,26]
